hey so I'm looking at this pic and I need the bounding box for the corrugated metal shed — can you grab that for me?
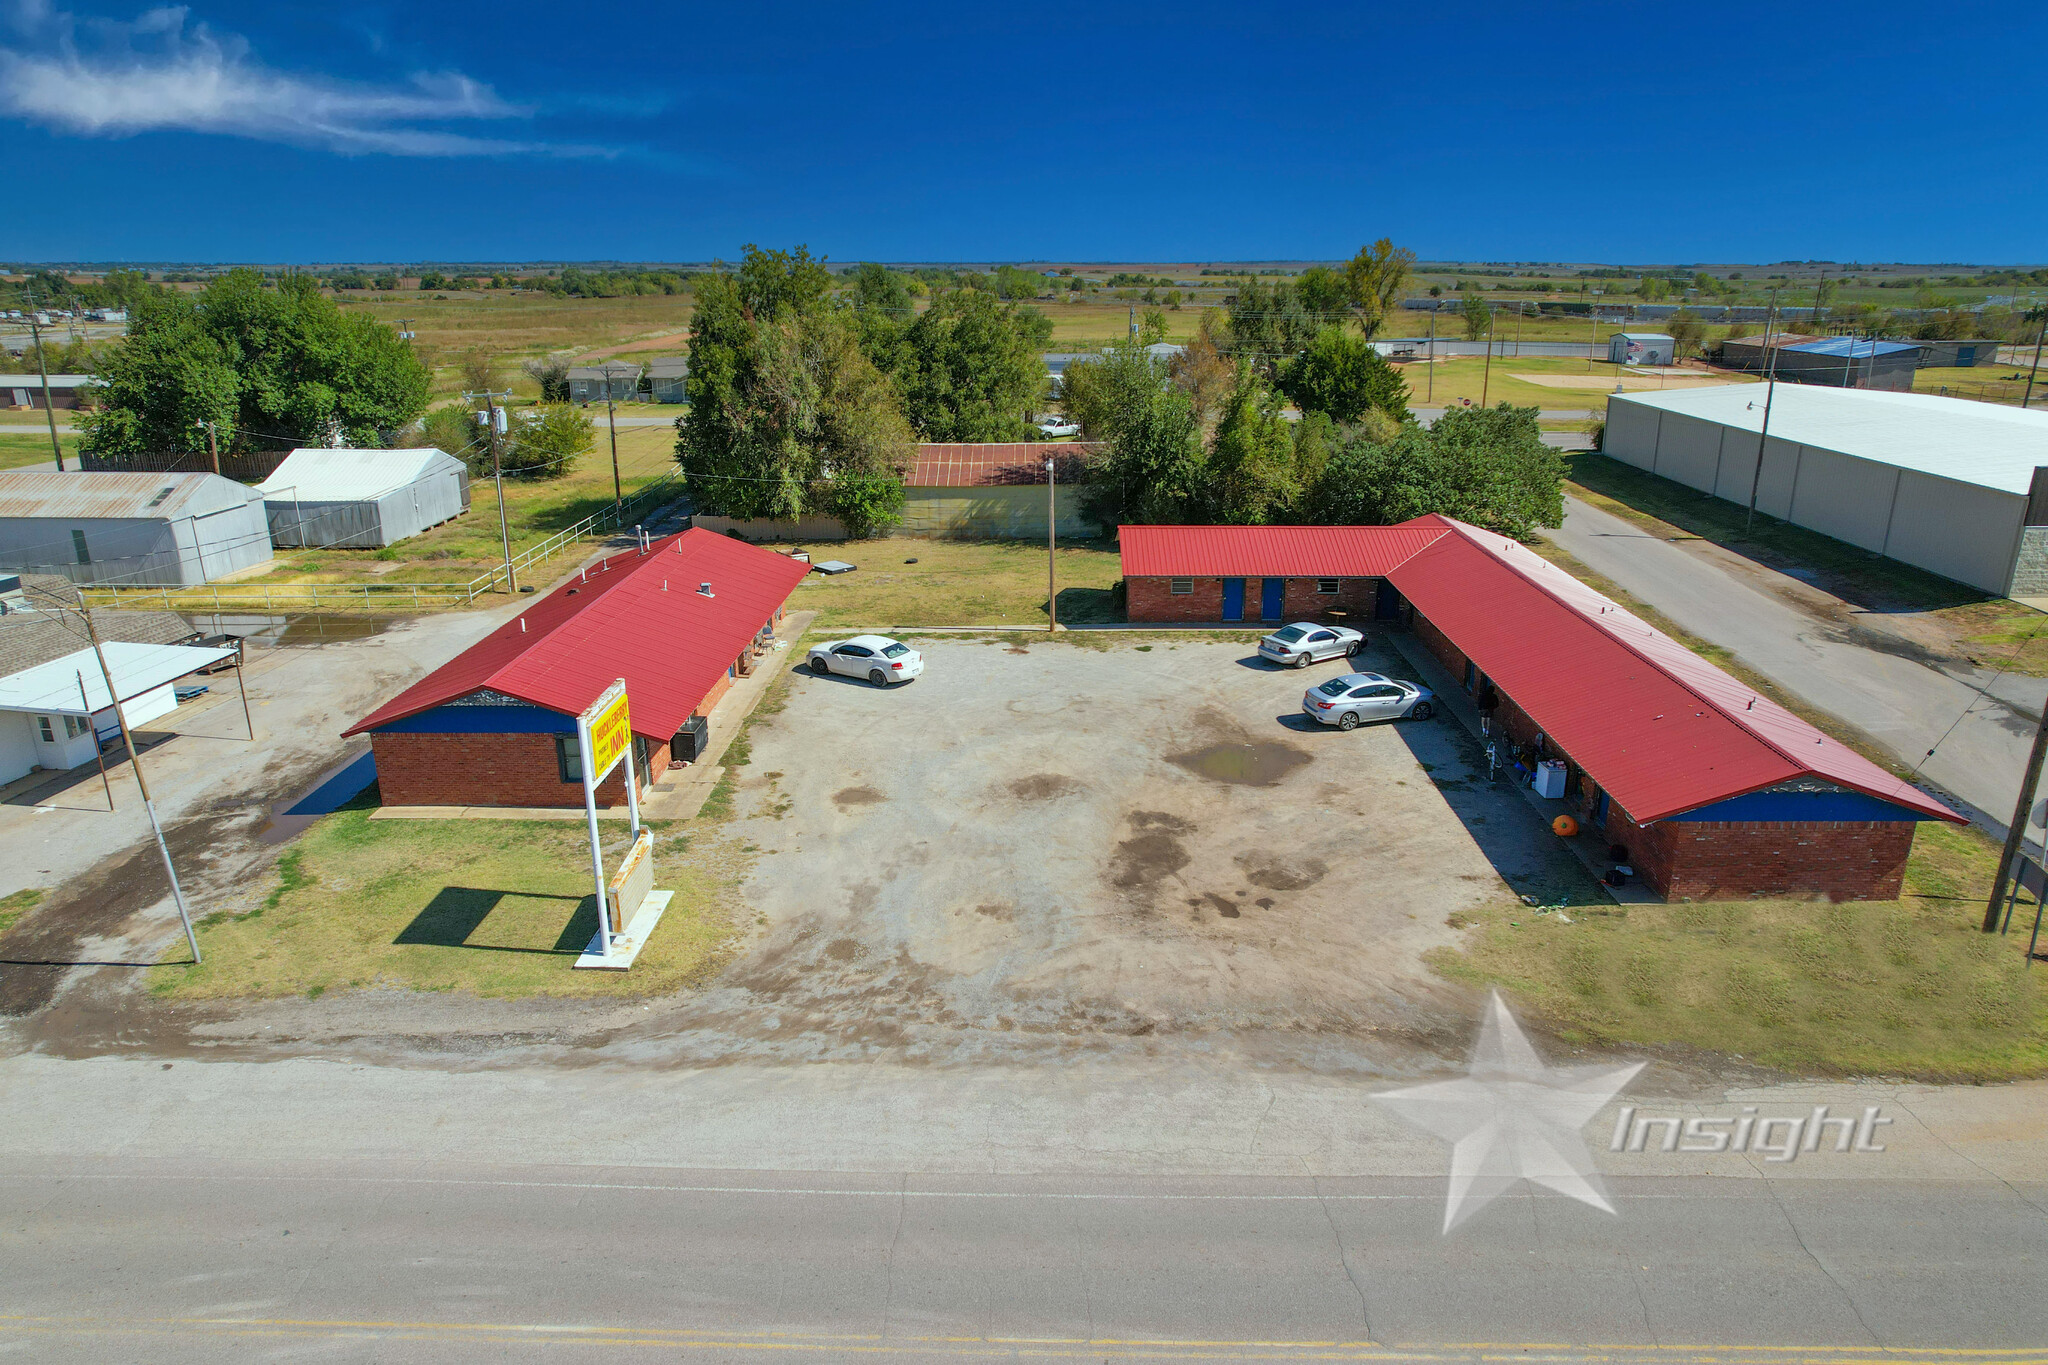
[0,471,256,521]
[1604,385,2048,495]
[258,448,459,502]
[1117,523,1451,577]
[1782,337,1922,359]
[346,528,811,743]
[911,443,1101,489]
[1390,518,1960,824]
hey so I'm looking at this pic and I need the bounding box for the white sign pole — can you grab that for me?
[624,738,642,839]
[577,710,608,959]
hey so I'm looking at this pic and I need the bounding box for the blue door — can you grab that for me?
[1222,578,1245,620]
[1261,578,1285,620]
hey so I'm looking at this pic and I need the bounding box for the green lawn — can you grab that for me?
[1392,355,1752,412]
[0,430,77,470]
[772,536,1126,627]
[154,797,751,1001]
[1434,823,2048,1081]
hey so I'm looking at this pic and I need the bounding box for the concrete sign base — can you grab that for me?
[574,889,673,971]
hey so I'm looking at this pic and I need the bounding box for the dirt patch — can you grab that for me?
[1235,852,1329,891]
[1200,892,1241,919]
[1129,810,1195,834]
[1110,831,1191,890]
[1169,742,1311,787]
[833,786,885,809]
[1009,774,1084,801]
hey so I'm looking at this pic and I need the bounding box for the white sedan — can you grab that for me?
[1257,622,1363,668]
[1301,673,1436,729]
[809,634,924,686]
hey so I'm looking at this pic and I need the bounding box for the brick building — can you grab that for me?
[1120,517,1962,901]
[346,529,810,809]
[1120,524,1446,624]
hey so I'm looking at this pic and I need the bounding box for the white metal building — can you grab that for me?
[0,639,234,784]
[1602,385,2048,596]
[0,472,271,587]
[257,448,469,549]
[1608,333,1675,366]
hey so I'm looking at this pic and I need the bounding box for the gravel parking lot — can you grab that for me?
[715,635,1595,1064]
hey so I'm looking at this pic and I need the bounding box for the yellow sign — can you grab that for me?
[585,683,632,781]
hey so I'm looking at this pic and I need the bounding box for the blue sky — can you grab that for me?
[3,0,2044,265]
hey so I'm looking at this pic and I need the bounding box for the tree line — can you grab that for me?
[679,241,1567,541]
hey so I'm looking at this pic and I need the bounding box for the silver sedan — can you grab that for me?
[1258,622,1363,668]
[1301,672,1436,729]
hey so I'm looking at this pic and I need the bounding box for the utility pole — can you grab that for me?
[28,586,203,962]
[468,389,517,592]
[599,362,631,508]
[23,290,66,471]
[2023,310,2046,410]
[1425,306,1437,403]
[203,419,220,475]
[1988,707,2048,933]
[1046,456,1057,633]
[1479,306,1496,408]
[1744,288,1782,534]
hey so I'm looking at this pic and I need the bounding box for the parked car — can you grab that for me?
[1037,417,1081,437]
[1300,672,1435,730]
[809,634,924,686]
[1257,622,1363,668]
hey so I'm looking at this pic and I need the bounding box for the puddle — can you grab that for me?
[1169,742,1311,786]
[191,613,400,648]
[256,749,376,845]
[833,785,884,809]
[1008,774,1082,801]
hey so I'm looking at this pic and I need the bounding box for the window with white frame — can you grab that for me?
[37,716,55,742]
[1169,578,1194,595]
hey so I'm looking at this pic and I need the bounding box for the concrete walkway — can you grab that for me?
[1543,494,2043,839]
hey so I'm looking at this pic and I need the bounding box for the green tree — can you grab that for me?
[1460,294,1491,342]
[1295,266,1351,325]
[678,248,912,537]
[1086,388,1203,527]
[1301,404,1562,537]
[405,403,483,465]
[1277,326,1410,425]
[894,288,1047,441]
[1666,311,1707,359]
[502,403,593,478]
[81,270,428,460]
[1061,335,1169,442]
[1224,277,1318,374]
[1344,238,1416,339]
[1202,365,1298,524]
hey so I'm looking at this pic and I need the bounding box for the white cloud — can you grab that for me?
[0,3,614,157]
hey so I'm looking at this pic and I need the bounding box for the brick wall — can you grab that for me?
[1656,820,1917,902]
[372,730,672,809]
[1127,575,1379,623]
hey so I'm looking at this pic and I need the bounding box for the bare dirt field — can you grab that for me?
[686,637,1600,1065]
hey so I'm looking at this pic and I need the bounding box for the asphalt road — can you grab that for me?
[1544,494,2047,835]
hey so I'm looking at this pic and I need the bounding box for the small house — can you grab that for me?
[1608,333,1675,366]
[645,356,689,403]
[568,364,642,405]
[4,374,95,410]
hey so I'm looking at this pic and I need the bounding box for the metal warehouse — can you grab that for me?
[346,528,810,810]
[256,447,470,549]
[1120,516,1963,902]
[0,471,272,587]
[1600,384,2048,596]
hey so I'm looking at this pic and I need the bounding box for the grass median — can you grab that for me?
[153,794,752,1000]
[1432,823,2048,1081]
[776,536,1126,627]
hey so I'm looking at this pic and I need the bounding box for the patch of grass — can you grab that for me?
[776,537,1126,627]
[1432,821,2048,1079]
[0,430,80,470]
[154,808,750,1000]
[0,887,45,936]
[698,770,737,822]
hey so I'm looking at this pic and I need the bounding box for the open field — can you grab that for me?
[1561,450,2048,673]
[1915,365,2043,406]
[1391,356,1751,412]
[0,430,75,470]
[770,535,1126,627]
[154,799,751,1000]
[1434,822,2048,1080]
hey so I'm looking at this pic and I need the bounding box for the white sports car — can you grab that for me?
[1257,622,1363,668]
[809,634,924,686]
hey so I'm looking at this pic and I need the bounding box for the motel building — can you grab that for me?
[1119,517,1963,902]
[346,528,810,808]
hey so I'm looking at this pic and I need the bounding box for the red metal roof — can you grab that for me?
[910,443,1099,488]
[345,528,811,742]
[1386,519,1960,824]
[1118,523,1452,578]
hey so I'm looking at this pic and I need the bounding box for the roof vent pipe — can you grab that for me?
[697,582,714,597]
